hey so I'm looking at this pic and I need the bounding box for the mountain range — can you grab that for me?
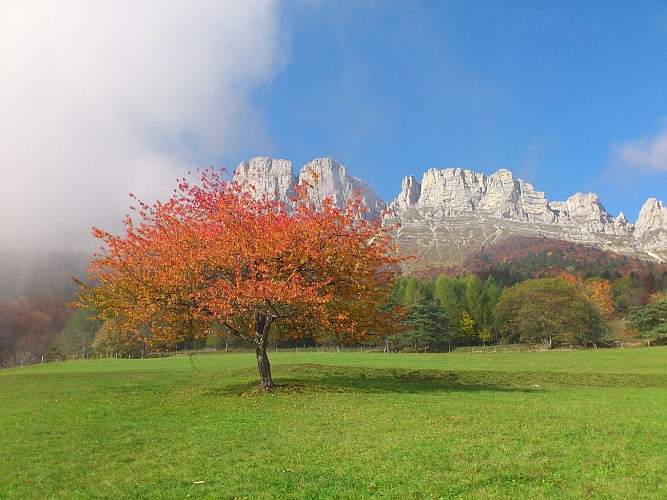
[234,157,667,271]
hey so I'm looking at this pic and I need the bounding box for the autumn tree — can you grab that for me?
[457,309,477,344]
[560,274,614,346]
[74,168,404,391]
[91,321,144,358]
[561,274,615,319]
[582,278,615,318]
[494,277,606,349]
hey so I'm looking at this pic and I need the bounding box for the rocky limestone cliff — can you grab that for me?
[235,157,297,201]
[233,157,667,268]
[387,166,666,268]
[548,193,631,235]
[635,198,667,256]
[298,158,387,219]
[392,175,422,211]
[391,167,554,223]
[234,157,386,220]
[389,168,633,234]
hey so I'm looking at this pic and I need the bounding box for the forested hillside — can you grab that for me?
[462,236,667,290]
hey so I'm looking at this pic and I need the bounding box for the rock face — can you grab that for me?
[549,193,628,235]
[389,168,633,233]
[235,157,297,201]
[234,157,386,219]
[387,166,667,269]
[635,198,667,256]
[298,158,387,219]
[234,157,667,268]
[392,176,421,212]
[392,168,554,222]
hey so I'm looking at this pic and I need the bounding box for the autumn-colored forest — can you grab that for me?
[1,240,666,367]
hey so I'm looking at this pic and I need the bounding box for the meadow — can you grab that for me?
[1,348,666,499]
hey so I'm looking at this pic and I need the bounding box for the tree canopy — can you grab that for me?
[398,295,451,352]
[494,277,607,349]
[75,168,405,391]
[625,299,667,338]
[392,274,502,347]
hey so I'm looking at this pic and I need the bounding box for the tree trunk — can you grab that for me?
[254,313,275,392]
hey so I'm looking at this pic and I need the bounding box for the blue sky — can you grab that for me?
[1,1,666,249]
[247,1,667,220]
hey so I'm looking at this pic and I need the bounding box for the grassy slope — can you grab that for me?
[1,348,666,499]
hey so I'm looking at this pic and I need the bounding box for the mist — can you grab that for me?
[0,0,285,251]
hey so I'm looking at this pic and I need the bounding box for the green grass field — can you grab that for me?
[2,348,666,499]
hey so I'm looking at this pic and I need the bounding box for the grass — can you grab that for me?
[1,348,667,499]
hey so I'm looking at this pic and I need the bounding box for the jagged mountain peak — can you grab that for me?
[234,156,386,219]
[234,157,297,201]
[232,156,666,267]
[635,198,667,254]
[391,165,553,223]
[385,165,666,267]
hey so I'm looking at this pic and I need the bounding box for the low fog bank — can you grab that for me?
[0,249,90,298]
[0,0,285,253]
[0,248,91,366]
[0,177,176,253]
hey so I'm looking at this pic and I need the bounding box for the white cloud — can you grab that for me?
[0,0,284,250]
[615,127,667,172]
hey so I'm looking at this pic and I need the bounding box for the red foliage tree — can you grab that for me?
[560,273,615,319]
[74,168,405,391]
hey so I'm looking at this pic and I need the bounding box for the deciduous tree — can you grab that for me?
[457,309,477,344]
[91,322,144,358]
[74,168,404,391]
[494,278,606,349]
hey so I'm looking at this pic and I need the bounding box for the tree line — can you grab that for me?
[0,250,86,367]
[60,270,666,362]
[388,272,666,351]
[3,262,666,368]
[388,274,501,351]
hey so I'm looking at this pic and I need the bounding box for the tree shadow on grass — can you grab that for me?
[212,363,546,397]
[208,363,667,396]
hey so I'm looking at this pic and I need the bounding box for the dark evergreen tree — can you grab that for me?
[397,296,452,352]
[625,300,667,338]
